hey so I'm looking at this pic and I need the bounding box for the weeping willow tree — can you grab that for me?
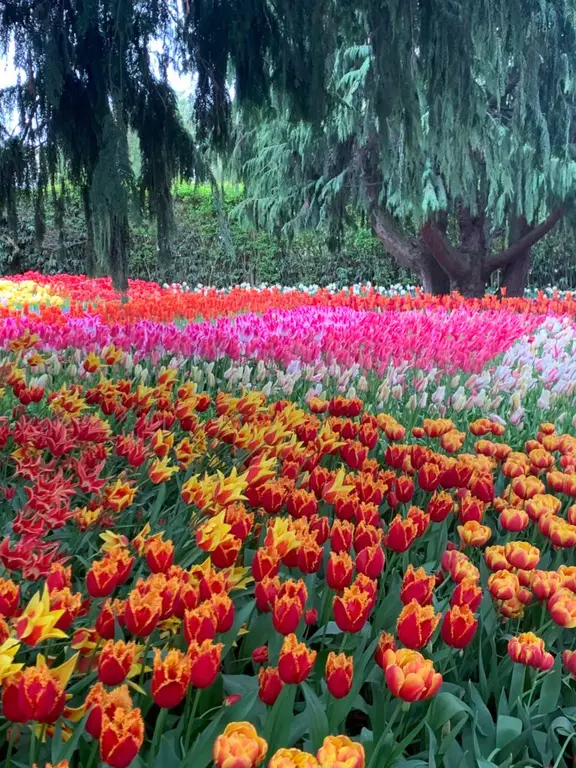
[0,0,332,288]
[232,0,576,296]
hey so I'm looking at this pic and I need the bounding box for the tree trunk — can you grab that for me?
[449,270,486,298]
[83,185,97,277]
[418,253,450,294]
[501,249,530,296]
[109,216,129,292]
[156,197,173,272]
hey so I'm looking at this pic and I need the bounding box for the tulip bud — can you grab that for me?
[258,666,284,705]
[213,722,268,768]
[508,632,554,671]
[98,641,138,686]
[326,552,354,591]
[400,565,435,606]
[441,605,477,648]
[124,590,162,637]
[355,544,385,579]
[188,639,223,688]
[152,649,191,708]
[374,632,397,670]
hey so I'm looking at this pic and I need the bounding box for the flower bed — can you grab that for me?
[0,275,575,768]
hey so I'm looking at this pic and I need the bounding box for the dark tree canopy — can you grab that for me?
[0,0,331,287]
[232,0,576,296]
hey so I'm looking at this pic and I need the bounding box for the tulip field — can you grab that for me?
[1,273,576,768]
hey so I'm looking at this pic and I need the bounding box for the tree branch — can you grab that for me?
[370,208,426,271]
[420,220,465,278]
[490,205,569,271]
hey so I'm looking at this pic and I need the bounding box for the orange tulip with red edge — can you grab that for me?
[400,565,435,606]
[396,600,440,649]
[531,570,561,601]
[316,735,365,768]
[99,707,144,768]
[325,652,353,699]
[98,640,138,686]
[213,722,268,768]
[145,538,174,573]
[188,639,223,688]
[499,507,529,532]
[441,604,478,648]
[508,632,554,671]
[258,666,284,705]
[278,634,316,684]
[86,559,119,598]
[484,545,511,572]
[384,649,443,702]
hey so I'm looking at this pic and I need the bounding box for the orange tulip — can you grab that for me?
[325,652,353,699]
[531,570,562,601]
[396,600,440,649]
[381,648,442,702]
[499,507,529,532]
[548,588,576,628]
[508,632,554,671]
[504,542,540,570]
[562,649,576,678]
[511,475,545,500]
[278,634,317,684]
[457,521,492,548]
[269,748,319,767]
[316,735,365,768]
[484,545,511,572]
[213,722,268,768]
[488,570,520,601]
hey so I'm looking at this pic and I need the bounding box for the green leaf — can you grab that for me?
[262,683,297,757]
[495,715,522,750]
[538,662,562,716]
[468,682,494,740]
[427,692,471,731]
[508,663,525,710]
[53,714,88,764]
[301,682,330,752]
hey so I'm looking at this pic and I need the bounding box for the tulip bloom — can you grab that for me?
[3,653,77,723]
[269,748,319,767]
[374,632,397,670]
[547,588,576,628]
[384,515,418,553]
[145,538,175,573]
[355,544,385,579]
[484,545,511,572]
[0,578,19,617]
[188,639,223,688]
[98,641,139,686]
[316,735,365,768]
[499,507,529,533]
[152,649,191,708]
[213,722,268,768]
[488,570,520,601]
[278,634,317,684]
[508,633,554,671]
[396,600,440,650]
[184,602,218,644]
[504,542,540,570]
[124,590,162,637]
[441,605,478,648]
[333,585,373,633]
[400,565,435,606]
[325,652,353,699]
[427,492,453,523]
[450,578,483,612]
[258,666,284,705]
[562,649,576,678]
[380,648,442,702]
[100,707,145,768]
[15,586,68,646]
[326,552,354,590]
[457,521,492,548]
[273,593,305,635]
[531,570,561,601]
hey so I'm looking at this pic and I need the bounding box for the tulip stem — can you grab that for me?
[184,688,201,750]
[150,706,169,762]
[139,635,153,689]
[29,727,37,768]
[5,728,15,768]
[86,738,99,768]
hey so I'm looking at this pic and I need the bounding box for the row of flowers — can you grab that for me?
[0,317,574,766]
[1,273,576,323]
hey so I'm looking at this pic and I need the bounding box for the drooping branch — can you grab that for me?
[489,205,569,272]
[371,209,425,271]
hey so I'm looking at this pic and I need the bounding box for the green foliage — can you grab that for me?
[0,183,409,287]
